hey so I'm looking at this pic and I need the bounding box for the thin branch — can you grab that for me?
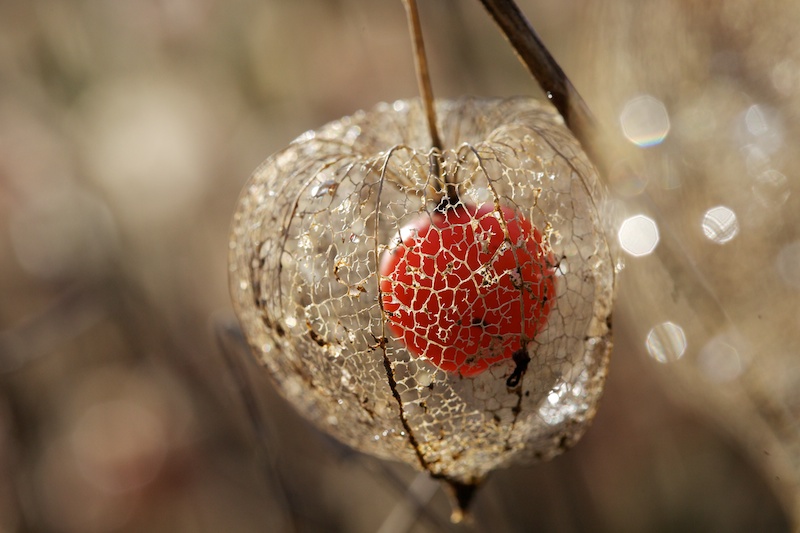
[403,0,443,151]
[213,315,299,532]
[476,0,603,172]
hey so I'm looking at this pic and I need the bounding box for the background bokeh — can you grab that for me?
[0,1,797,531]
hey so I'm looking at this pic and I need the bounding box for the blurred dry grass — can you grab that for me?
[0,0,796,531]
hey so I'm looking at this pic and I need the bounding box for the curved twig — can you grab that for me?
[476,0,604,174]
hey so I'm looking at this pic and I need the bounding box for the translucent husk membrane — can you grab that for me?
[229,97,616,485]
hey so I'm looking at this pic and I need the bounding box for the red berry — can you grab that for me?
[379,203,556,377]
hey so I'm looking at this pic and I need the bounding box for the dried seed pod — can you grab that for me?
[229,97,615,488]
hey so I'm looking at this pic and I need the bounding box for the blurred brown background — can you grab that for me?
[0,0,798,531]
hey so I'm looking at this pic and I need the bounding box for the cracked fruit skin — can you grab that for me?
[379,203,556,377]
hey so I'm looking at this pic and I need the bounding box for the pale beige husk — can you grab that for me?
[228,97,616,484]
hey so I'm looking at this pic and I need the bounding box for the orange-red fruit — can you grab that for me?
[379,203,556,377]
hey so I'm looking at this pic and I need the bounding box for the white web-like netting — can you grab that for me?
[229,98,616,484]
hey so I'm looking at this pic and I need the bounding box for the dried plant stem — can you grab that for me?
[403,0,443,152]
[476,0,602,171]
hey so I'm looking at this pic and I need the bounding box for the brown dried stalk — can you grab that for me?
[476,0,603,172]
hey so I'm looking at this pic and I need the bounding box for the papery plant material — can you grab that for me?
[228,97,616,486]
